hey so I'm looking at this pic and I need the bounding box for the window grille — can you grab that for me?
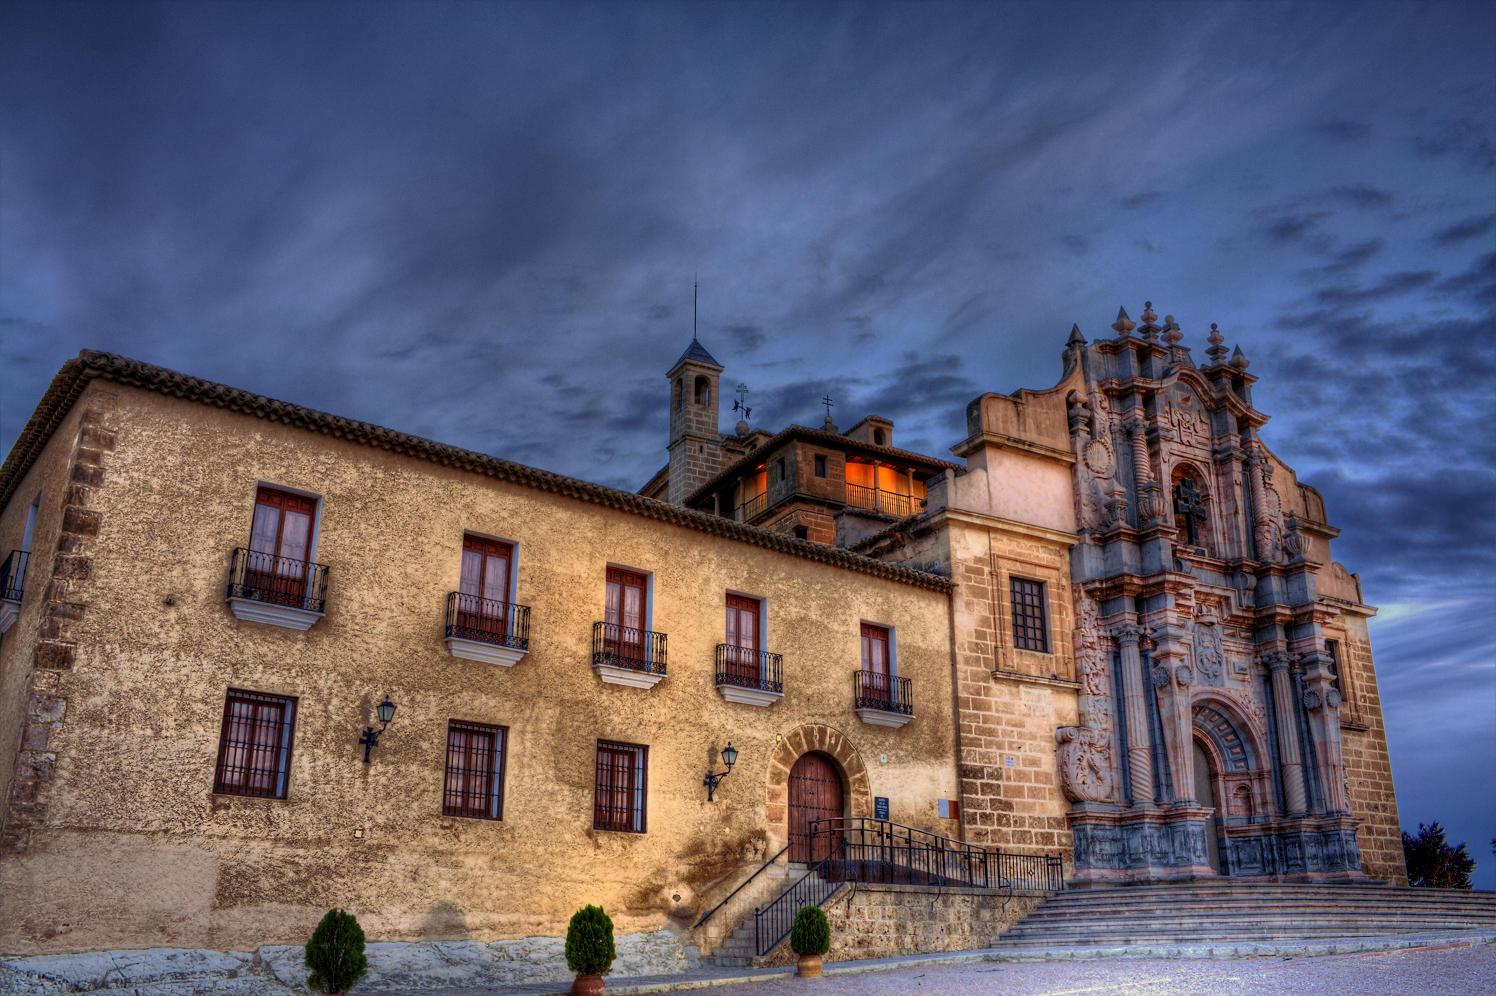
[594,741,648,833]
[213,689,296,798]
[1010,576,1050,652]
[443,720,506,820]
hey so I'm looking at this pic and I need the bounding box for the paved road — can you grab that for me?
[707,942,1496,995]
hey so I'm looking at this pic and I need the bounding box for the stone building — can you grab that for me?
[0,306,1406,970]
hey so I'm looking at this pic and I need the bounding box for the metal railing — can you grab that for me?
[695,844,790,930]
[995,850,1067,896]
[445,591,530,651]
[715,645,784,694]
[754,845,847,956]
[844,483,915,518]
[1,550,28,602]
[227,547,328,614]
[736,491,768,521]
[592,621,668,675]
[854,669,913,715]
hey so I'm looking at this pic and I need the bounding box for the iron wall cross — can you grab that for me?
[1173,478,1209,546]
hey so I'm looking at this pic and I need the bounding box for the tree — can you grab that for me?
[304,909,368,994]
[1402,822,1474,889]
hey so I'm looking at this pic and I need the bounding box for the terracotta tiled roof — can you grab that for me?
[0,351,952,593]
[684,425,961,506]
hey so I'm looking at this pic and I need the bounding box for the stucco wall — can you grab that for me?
[0,385,957,956]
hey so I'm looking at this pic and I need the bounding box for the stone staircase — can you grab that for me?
[990,881,1496,955]
[706,862,829,967]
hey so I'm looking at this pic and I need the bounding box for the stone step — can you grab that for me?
[1000,923,1496,941]
[1015,906,1496,922]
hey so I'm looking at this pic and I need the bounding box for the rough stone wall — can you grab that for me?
[760,884,1040,966]
[0,385,958,956]
[0,389,115,852]
[1337,615,1406,885]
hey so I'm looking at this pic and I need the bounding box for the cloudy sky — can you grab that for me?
[3,2,1493,883]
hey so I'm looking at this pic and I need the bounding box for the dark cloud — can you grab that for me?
[2,0,1494,887]
[1311,118,1372,143]
[1430,213,1496,246]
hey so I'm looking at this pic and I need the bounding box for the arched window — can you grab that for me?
[873,428,887,446]
[673,378,684,412]
[694,375,711,406]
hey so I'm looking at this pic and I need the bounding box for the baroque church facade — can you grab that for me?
[0,305,1403,963]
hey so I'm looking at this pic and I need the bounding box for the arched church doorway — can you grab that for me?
[788,752,845,862]
[1193,738,1223,873]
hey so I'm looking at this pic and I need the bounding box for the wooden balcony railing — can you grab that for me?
[445,592,530,651]
[592,621,667,675]
[844,483,915,518]
[715,645,784,694]
[227,547,329,614]
[737,491,769,521]
[854,669,912,715]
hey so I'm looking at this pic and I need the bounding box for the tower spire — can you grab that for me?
[693,274,699,342]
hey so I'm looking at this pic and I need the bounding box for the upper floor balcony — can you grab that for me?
[715,644,784,707]
[592,621,668,690]
[737,490,769,521]
[854,669,913,728]
[844,482,916,518]
[226,547,328,631]
[444,591,531,667]
[0,549,27,634]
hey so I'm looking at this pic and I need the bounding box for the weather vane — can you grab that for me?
[733,382,752,421]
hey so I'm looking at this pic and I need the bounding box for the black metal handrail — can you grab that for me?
[592,621,667,675]
[715,645,784,694]
[754,843,847,956]
[737,491,768,521]
[854,669,912,715]
[445,591,530,651]
[694,844,790,929]
[1,549,28,602]
[227,547,328,614]
[996,850,1067,895]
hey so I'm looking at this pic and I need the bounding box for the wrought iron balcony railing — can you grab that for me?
[592,621,667,675]
[227,547,329,614]
[715,645,784,694]
[844,483,915,518]
[737,491,769,521]
[854,669,913,715]
[445,591,530,651]
[1,550,28,602]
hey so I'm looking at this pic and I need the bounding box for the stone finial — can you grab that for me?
[1067,323,1086,348]
[1112,306,1135,338]
[1138,301,1160,342]
[822,415,837,432]
[1206,322,1228,365]
[1231,345,1250,370]
[735,419,750,438]
[1162,314,1182,347]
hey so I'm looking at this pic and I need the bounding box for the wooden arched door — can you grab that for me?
[789,752,844,863]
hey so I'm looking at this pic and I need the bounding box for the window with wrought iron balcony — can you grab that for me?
[0,549,29,634]
[225,486,328,631]
[592,566,667,689]
[854,622,913,727]
[715,592,783,706]
[445,534,530,667]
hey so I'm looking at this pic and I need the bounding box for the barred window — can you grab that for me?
[443,720,507,820]
[213,689,296,798]
[594,741,648,833]
[1010,576,1050,653]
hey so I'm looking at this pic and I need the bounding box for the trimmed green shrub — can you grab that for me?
[789,905,830,957]
[565,905,616,977]
[304,908,368,994]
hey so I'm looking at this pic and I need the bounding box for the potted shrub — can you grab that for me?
[565,904,616,995]
[790,905,830,978]
[305,908,369,995]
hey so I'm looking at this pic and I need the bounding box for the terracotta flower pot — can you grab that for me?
[796,953,823,978]
[572,974,605,996]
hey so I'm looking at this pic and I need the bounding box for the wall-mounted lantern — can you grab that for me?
[358,695,397,763]
[704,741,739,801]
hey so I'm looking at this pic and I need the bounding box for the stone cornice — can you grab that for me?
[934,508,1079,548]
[1,352,954,594]
[949,429,1075,464]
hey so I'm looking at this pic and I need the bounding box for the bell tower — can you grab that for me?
[666,336,724,505]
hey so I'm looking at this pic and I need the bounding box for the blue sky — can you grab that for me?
[2,1,1493,885]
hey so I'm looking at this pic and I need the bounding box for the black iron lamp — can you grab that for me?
[358,694,397,763]
[704,741,739,801]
